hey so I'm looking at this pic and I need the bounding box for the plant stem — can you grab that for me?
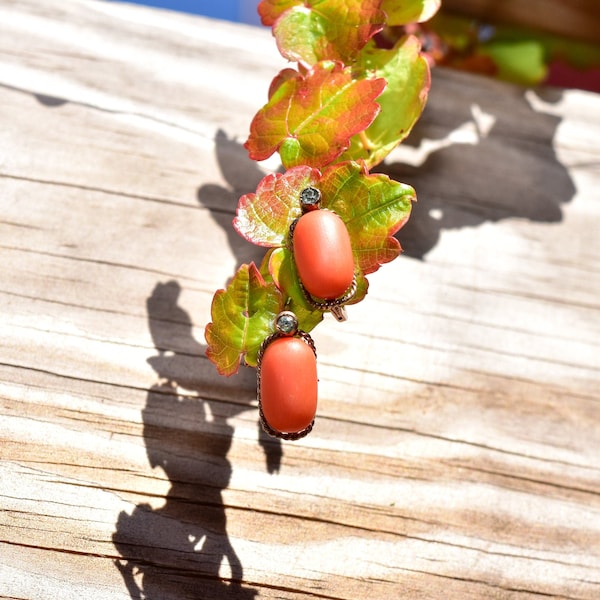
[359,130,373,153]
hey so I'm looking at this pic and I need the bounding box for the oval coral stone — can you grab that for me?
[260,337,317,434]
[293,210,354,299]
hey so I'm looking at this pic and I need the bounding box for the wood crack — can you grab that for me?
[397,567,586,599]
[316,414,600,472]
[0,82,212,143]
[0,359,251,409]
[0,243,205,284]
[450,464,600,497]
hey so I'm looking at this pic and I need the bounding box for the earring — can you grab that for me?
[257,311,317,440]
[289,187,356,322]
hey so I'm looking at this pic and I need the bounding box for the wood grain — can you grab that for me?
[1,1,599,599]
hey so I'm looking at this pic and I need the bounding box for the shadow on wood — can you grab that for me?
[197,129,267,271]
[198,99,577,264]
[112,281,281,599]
[2,2,599,597]
[386,84,576,258]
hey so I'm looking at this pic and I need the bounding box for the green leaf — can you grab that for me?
[205,263,282,375]
[480,39,547,86]
[340,35,430,168]
[245,61,386,169]
[270,0,385,65]
[381,0,440,25]
[320,161,414,274]
[234,166,320,247]
[269,246,369,326]
[268,247,324,332]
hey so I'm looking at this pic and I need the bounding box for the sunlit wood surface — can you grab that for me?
[1,1,599,599]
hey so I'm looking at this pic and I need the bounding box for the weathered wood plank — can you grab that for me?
[1,1,599,599]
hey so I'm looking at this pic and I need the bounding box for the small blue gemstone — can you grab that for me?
[276,312,298,335]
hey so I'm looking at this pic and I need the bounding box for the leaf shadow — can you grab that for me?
[197,129,269,269]
[112,128,284,598]
[380,77,576,258]
[113,281,282,599]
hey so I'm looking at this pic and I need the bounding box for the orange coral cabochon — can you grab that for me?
[260,337,318,434]
[293,210,354,299]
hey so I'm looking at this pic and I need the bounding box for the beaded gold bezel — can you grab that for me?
[256,311,317,440]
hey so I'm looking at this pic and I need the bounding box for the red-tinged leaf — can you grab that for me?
[205,263,282,375]
[381,0,441,25]
[340,36,431,168]
[234,161,414,276]
[272,0,385,65]
[234,166,320,247]
[245,62,386,169]
[319,161,414,274]
[268,68,297,99]
[257,0,297,26]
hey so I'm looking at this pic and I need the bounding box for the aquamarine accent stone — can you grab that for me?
[275,311,298,336]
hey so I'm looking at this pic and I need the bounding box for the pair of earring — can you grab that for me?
[257,187,356,440]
